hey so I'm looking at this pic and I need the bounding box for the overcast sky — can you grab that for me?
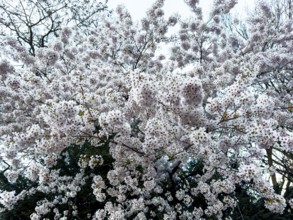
[107,0,256,21]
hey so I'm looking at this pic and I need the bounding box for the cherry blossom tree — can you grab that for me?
[235,0,293,195]
[0,0,292,219]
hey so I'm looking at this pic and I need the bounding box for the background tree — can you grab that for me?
[0,0,108,55]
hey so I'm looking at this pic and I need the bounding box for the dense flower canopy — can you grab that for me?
[0,0,293,219]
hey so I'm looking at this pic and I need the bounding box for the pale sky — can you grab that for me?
[107,0,256,21]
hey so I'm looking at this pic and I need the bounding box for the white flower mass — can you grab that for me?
[0,0,293,219]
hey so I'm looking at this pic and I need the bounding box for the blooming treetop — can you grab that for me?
[0,0,292,219]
